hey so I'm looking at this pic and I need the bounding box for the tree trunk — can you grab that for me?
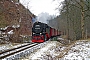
[80,0,85,39]
[81,9,85,39]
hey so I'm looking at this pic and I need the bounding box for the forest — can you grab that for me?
[49,0,90,40]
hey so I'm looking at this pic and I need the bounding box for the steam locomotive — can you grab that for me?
[32,21,61,43]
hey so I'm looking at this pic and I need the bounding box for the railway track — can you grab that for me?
[0,42,39,60]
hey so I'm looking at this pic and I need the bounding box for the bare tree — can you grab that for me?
[58,0,90,40]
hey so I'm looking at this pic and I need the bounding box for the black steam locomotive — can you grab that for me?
[32,21,61,42]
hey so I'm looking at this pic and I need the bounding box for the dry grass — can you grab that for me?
[56,41,76,58]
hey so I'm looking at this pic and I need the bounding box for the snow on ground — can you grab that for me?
[29,42,55,59]
[0,43,14,52]
[22,40,90,60]
[0,43,28,52]
[28,41,66,60]
[62,40,90,60]
[1,39,90,60]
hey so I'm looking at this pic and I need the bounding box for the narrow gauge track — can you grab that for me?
[0,43,38,59]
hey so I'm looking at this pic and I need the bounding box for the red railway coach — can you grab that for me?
[32,22,61,43]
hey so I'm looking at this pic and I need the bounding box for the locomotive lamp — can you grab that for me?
[33,33,35,34]
[40,33,42,35]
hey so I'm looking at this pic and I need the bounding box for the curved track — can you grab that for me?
[0,43,38,59]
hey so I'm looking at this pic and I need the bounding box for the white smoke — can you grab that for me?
[37,12,56,24]
[20,0,64,24]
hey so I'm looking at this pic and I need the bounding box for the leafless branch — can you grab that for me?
[85,14,90,18]
[70,4,81,9]
[74,0,82,8]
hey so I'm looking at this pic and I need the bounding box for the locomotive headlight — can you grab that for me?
[40,33,42,35]
[33,33,35,34]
